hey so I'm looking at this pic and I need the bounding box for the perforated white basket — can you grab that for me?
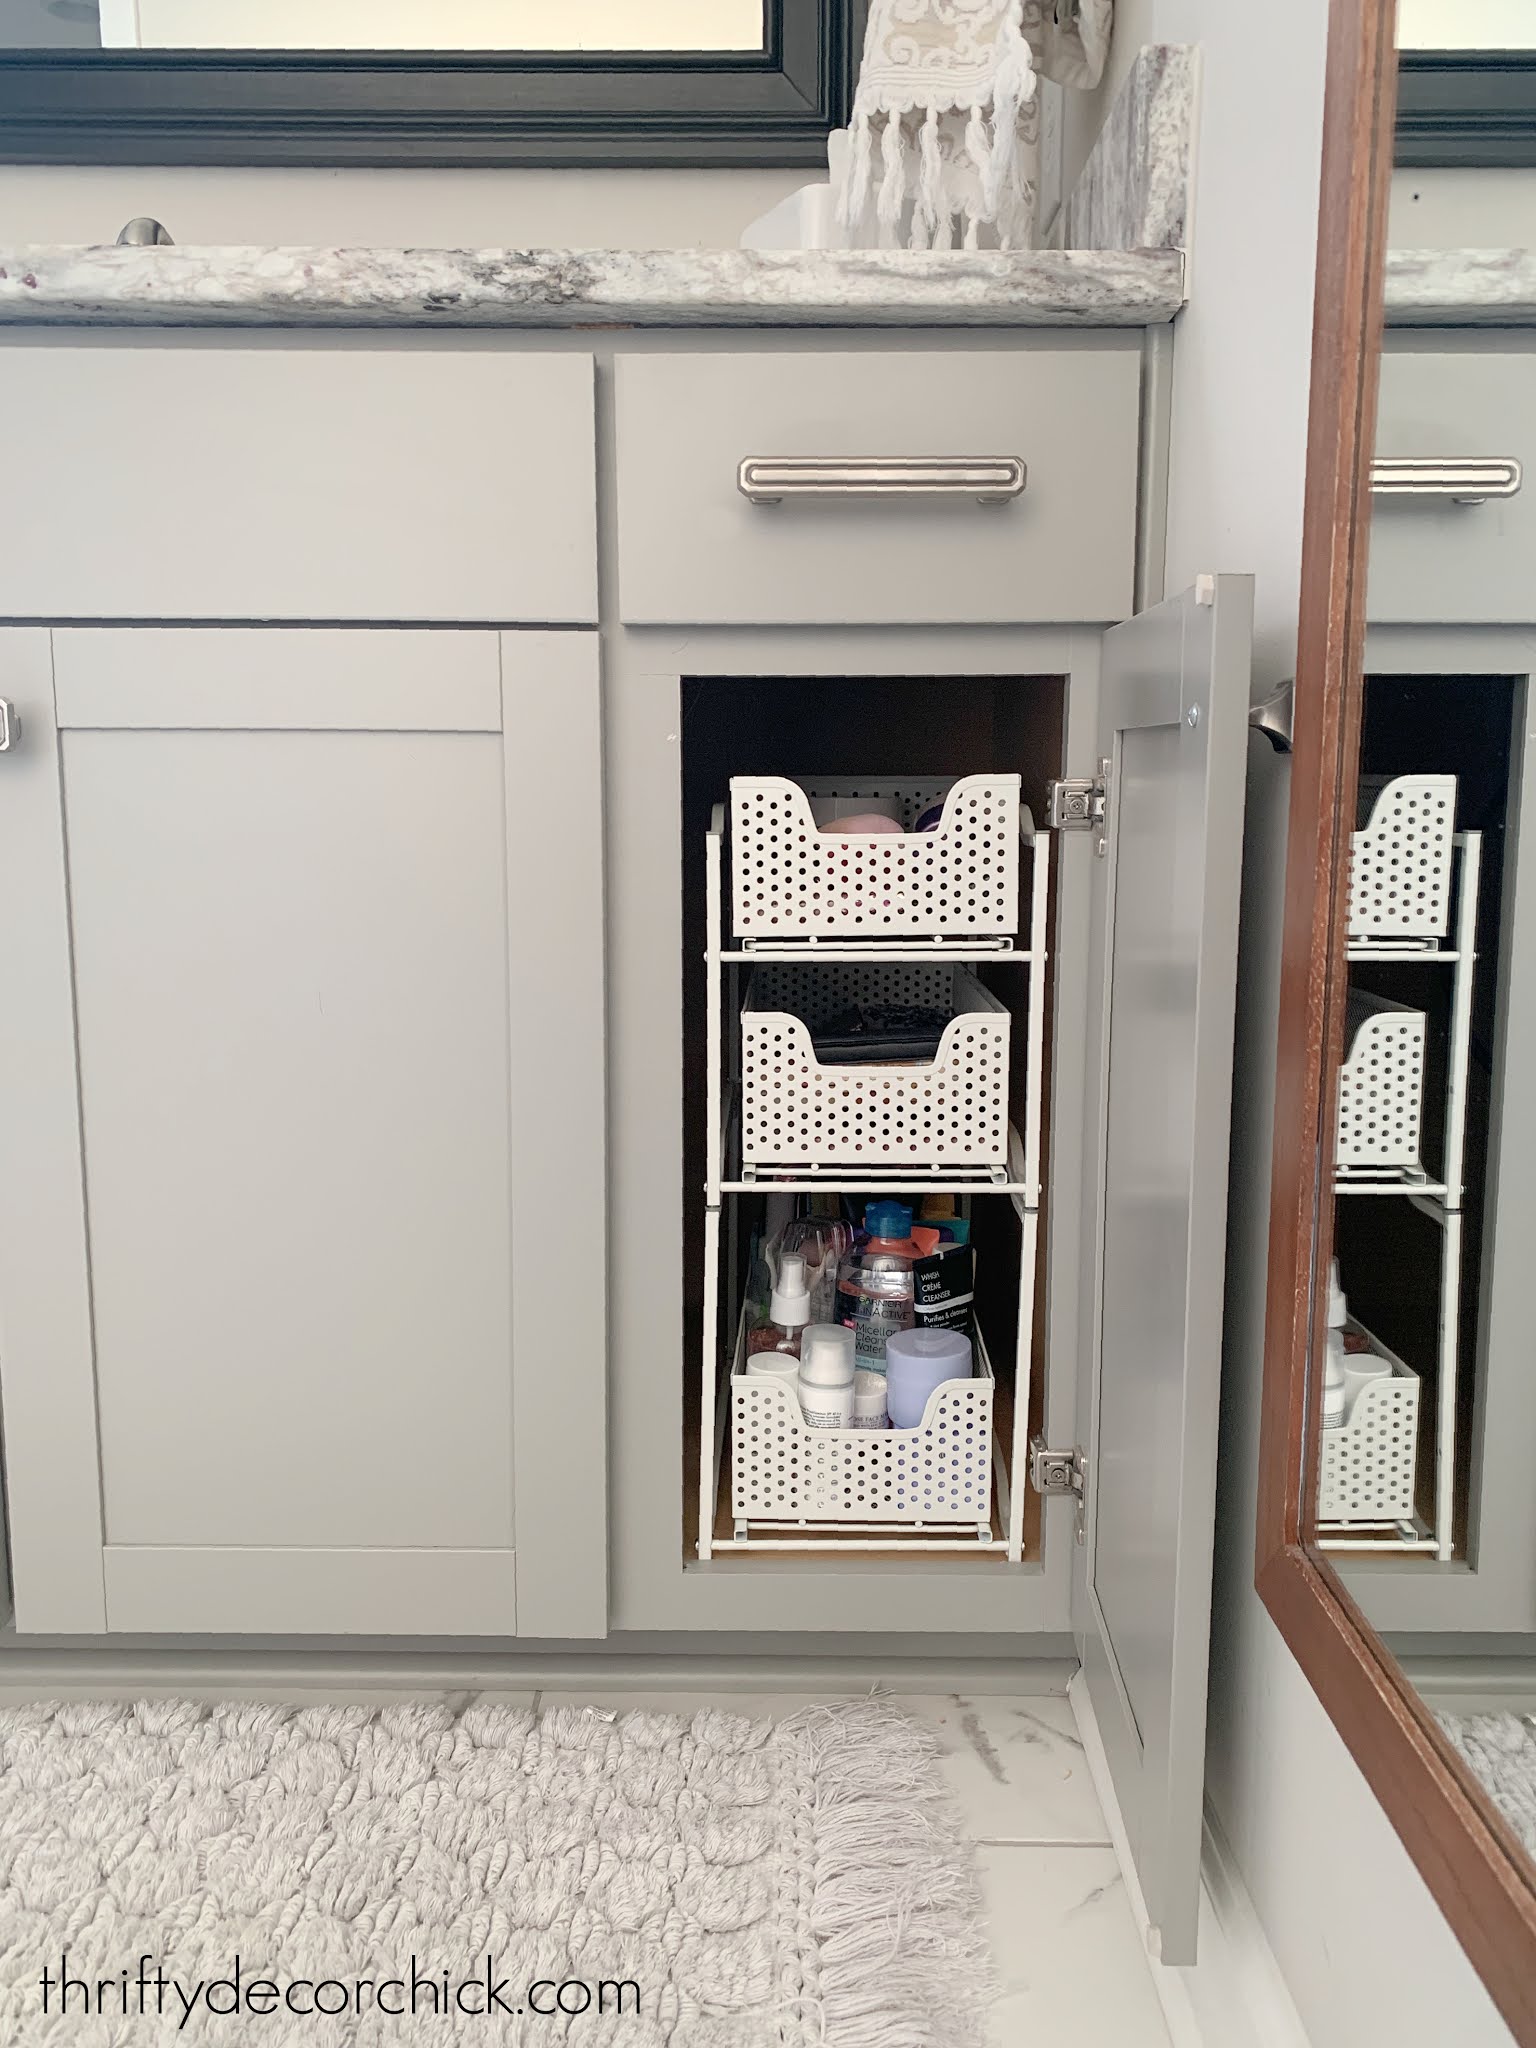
[740,962,1010,1170]
[1319,1335,1421,1524]
[1336,992,1426,1175]
[730,774,1022,940]
[731,1330,995,1528]
[1349,773,1457,945]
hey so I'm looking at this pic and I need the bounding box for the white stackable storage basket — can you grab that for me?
[731,1323,995,1528]
[730,774,1022,939]
[740,962,1010,1169]
[1336,990,1427,1175]
[1349,773,1457,946]
[1319,1330,1421,1523]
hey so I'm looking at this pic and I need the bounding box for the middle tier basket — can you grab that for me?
[1336,987,1428,1180]
[740,962,1011,1172]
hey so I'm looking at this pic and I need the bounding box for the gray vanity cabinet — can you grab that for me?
[0,313,1252,1967]
[0,626,606,1639]
[1338,331,1536,1634]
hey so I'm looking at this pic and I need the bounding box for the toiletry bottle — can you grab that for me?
[778,1210,855,1324]
[747,1249,812,1359]
[835,1201,939,1373]
[1323,1258,1347,1427]
[851,1369,889,1430]
[798,1323,856,1428]
[885,1326,973,1429]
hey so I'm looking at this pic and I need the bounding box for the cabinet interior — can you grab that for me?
[680,672,1067,1568]
[1332,673,1518,1565]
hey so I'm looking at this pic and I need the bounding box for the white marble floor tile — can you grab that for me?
[980,1845,1171,2048]
[534,1691,1108,1841]
[891,1691,1110,1844]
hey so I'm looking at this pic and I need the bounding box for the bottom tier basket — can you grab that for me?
[730,1320,996,1532]
[1318,1326,1422,1525]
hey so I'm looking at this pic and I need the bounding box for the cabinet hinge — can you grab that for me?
[1031,1438,1087,1542]
[1030,1439,1085,1501]
[1046,764,1109,840]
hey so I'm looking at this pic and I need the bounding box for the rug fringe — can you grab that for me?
[773,1700,996,2048]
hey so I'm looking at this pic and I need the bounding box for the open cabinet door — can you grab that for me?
[1076,575,1253,1963]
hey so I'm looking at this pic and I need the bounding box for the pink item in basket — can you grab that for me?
[819,812,905,834]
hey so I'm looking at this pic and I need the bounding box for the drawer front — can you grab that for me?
[0,344,596,623]
[615,348,1140,625]
[1369,349,1536,623]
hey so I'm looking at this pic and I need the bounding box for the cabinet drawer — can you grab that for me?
[0,343,596,623]
[1369,350,1536,623]
[614,349,1139,625]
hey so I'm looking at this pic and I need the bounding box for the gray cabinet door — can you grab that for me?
[0,628,606,1638]
[1075,577,1253,1963]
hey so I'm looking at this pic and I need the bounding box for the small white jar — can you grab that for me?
[851,1369,889,1430]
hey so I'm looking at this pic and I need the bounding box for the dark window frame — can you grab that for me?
[0,0,862,168]
[1395,49,1536,168]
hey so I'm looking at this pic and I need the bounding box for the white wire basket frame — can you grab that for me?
[1328,831,1480,1563]
[697,796,1050,1564]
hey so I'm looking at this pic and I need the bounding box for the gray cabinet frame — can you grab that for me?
[1340,625,1536,1637]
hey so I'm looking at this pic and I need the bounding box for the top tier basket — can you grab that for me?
[1349,773,1457,946]
[730,775,1022,941]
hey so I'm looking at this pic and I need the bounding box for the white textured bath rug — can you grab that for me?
[0,1696,991,2046]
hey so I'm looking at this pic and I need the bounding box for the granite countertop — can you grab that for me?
[1385,249,1536,325]
[0,243,1185,330]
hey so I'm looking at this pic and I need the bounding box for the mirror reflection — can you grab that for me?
[1312,3,1536,1862]
[0,0,767,52]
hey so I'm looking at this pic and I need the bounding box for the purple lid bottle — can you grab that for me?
[884,1327,973,1429]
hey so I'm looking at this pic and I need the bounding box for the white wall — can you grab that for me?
[0,164,805,248]
[1146,4,1517,2043]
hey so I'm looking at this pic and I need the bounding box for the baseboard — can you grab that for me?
[1069,1672,1311,2048]
[1400,1653,1536,1716]
[0,1635,1077,1700]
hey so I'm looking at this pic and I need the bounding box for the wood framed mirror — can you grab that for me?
[1258,2,1536,2040]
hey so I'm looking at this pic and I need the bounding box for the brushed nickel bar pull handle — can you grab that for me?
[738,456,1027,505]
[1370,457,1522,505]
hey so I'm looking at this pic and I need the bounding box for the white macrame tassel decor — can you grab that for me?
[836,0,1042,251]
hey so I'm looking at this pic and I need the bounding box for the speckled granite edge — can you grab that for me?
[1385,248,1536,325]
[0,243,1184,330]
[1062,44,1194,253]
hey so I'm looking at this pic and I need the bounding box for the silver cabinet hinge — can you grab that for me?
[1031,1437,1087,1542]
[1046,763,1109,849]
[1030,1439,1085,1500]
